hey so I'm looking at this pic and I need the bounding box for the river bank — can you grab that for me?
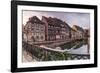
[22,38,89,62]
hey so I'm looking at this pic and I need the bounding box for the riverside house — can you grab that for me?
[60,22,71,40]
[84,29,90,39]
[70,28,77,40]
[42,16,71,41]
[24,16,45,43]
[42,16,61,41]
[23,16,85,45]
[72,25,84,39]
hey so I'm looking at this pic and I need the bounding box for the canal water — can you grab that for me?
[59,39,89,55]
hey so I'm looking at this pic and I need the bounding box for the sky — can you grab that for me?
[22,10,90,29]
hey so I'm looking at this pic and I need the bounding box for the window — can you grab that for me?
[41,29,44,32]
[41,36,44,39]
[36,36,39,39]
[31,27,34,31]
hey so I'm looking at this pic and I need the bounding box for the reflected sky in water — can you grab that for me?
[59,40,89,55]
[69,45,89,54]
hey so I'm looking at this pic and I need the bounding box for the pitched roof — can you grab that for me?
[73,25,84,32]
[42,16,61,27]
[28,16,44,24]
[63,22,71,31]
[42,16,71,30]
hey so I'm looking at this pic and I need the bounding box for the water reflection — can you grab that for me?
[59,39,89,55]
[69,45,89,54]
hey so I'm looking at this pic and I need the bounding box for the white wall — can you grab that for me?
[0,0,99,73]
